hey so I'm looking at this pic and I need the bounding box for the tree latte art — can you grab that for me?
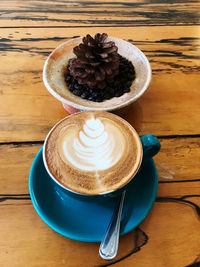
[44,111,142,195]
[61,117,125,172]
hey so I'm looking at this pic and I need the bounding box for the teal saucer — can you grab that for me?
[29,147,158,242]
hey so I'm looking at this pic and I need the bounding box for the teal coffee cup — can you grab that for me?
[43,111,160,200]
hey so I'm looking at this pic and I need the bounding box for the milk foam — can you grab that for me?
[61,117,125,171]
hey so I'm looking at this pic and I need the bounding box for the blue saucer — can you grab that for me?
[29,147,158,242]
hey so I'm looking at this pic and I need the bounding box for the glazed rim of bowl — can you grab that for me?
[43,36,151,112]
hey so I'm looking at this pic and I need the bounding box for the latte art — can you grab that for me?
[44,111,142,195]
[61,117,125,172]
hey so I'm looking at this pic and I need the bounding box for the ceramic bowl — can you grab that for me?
[43,36,151,114]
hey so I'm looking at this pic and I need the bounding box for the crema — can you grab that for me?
[44,111,142,195]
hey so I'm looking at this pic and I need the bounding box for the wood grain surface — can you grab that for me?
[0,0,199,266]
[0,200,199,267]
[0,144,199,267]
[0,138,199,195]
[0,26,199,141]
[0,0,199,27]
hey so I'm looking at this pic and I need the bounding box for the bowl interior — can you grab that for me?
[43,37,151,111]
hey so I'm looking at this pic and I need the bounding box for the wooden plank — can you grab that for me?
[0,190,199,266]
[0,26,199,141]
[0,142,199,266]
[0,138,200,195]
[0,144,42,194]
[0,0,199,27]
[155,137,200,182]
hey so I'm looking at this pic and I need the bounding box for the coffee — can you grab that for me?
[43,111,142,195]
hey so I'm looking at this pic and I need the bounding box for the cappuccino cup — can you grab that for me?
[43,111,160,198]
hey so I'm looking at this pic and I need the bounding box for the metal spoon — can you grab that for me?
[99,190,126,260]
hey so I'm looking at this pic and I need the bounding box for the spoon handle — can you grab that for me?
[99,190,126,260]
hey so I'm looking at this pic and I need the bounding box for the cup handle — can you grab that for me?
[140,135,161,161]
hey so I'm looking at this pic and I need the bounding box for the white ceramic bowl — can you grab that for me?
[43,36,151,114]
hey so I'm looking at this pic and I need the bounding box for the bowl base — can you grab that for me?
[62,103,80,114]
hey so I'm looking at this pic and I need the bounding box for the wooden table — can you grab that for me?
[0,1,199,266]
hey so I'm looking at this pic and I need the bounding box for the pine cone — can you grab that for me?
[68,33,120,89]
